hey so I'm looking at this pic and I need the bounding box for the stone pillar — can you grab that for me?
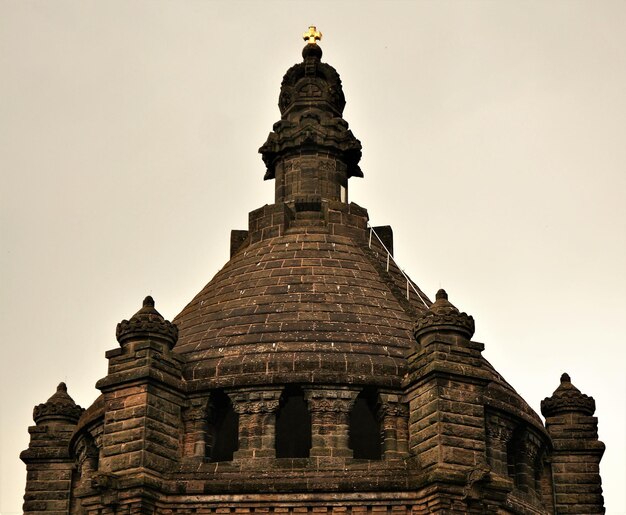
[517,431,542,494]
[20,382,84,514]
[377,394,409,460]
[406,290,488,473]
[95,296,184,478]
[229,388,282,459]
[485,412,515,477]
[304,387,358,458]
[182,398,209,458]
[541,373,605,514]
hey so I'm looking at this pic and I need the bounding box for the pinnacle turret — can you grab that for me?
[260,27,362,204]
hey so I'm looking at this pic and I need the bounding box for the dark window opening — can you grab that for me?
[349,388,382,460]
[275,385,311,458]
[506,435,518,484]
[208,389,238,462]
[507,428,527,489]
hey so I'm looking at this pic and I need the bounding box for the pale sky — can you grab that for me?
[1,1,625,513]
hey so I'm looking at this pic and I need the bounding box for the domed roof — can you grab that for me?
[174,229,430,390]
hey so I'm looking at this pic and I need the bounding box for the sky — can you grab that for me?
[1,1,625,513]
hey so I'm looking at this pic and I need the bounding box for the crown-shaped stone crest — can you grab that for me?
[33,382,84,425]
[541,373,596,417]
[116,296,178,348]
[413,289,475,340]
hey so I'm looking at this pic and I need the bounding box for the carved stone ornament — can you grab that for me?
[307,398,354,414]
[232,399,281,415]
[541,373,596,417]
[116,295,178,348]
[485,414,515,443]
[520,433,542,462]
[413,289,475,340]
[463,464,492,503]
[259,39,362,182]
[183,399,209,422]
[33,382,84,425]
[377,401,409,420]
[278,47,345,116]
[91,473,120,507]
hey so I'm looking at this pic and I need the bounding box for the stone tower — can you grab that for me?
[22,28,605,514]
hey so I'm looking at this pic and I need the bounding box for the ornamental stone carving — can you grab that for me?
[182,399,209,422]
[232,399,281,415]
[116,296,178,348]
[414,289,475,340]
[541,373,596,417]
[485,417,515,444]
[33,382,84,425]
[377,401,409,420]
[307,398,353,414]
[520,432,543,463]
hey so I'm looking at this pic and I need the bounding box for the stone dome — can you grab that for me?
[173,226,430,390]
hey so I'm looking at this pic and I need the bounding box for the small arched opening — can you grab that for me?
[349,388,382,460]
[208,389,238,462]
[275,385,311,458]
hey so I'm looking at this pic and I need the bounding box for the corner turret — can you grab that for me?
[94,295,184,501]
[21,383,84,513]
[542,373,605,513]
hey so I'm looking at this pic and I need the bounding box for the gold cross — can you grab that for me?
[303,26,322,45]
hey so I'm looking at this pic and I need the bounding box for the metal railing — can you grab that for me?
[367,224,430,308]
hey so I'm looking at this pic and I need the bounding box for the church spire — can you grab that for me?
[259,27,362,205]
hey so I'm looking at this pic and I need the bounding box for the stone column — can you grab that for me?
[514,431,542,494]
[182,398,209,458]
[304,388,358,458]
[229,388,282,459]
[485,412,515,477]
[377,394,409,460]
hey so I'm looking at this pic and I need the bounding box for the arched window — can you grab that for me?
[208,389,238,462]
[275,385,311,458]
[349,388,382,460]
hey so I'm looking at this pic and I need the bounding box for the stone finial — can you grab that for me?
[541,372,596,417]
[413,289,475,340]
[116,295,178,349]
[33,382,84,425]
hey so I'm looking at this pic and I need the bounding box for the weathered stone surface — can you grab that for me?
[21,33,604,515]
